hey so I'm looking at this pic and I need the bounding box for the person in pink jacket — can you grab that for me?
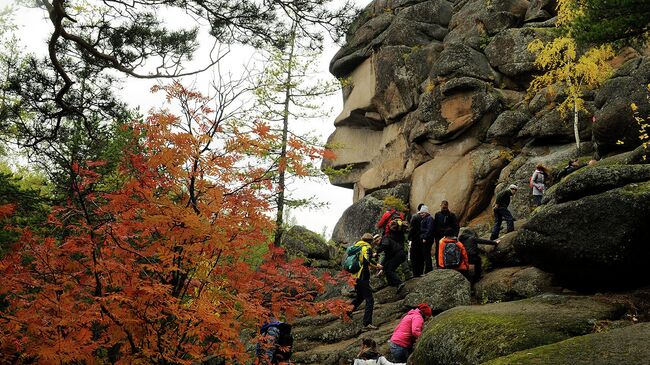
[388,304,433,362]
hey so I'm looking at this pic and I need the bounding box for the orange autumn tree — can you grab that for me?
[0,82,344,363]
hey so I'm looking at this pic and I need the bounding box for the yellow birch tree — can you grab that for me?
[528,37,614,150]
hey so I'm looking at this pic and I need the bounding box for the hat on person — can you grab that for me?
[509,184,518,190]
[417,303,432,318]
[418,205,429,213]
[361,233,374,242]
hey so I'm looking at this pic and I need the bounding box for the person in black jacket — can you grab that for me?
[458,229,499,283]
[379,220,408,289]
[418,205,435,274]
[490,184,517,240]
[433,200,459,268]
[408,203,425,277]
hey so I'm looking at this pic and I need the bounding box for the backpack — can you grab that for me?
[343,244,364,273]
[260,321,293,361]
[442,240,462,268]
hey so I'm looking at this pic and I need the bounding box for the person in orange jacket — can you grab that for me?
[437,228,469,278]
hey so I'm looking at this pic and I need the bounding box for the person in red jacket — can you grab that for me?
[389,304,432,362]
[377,207,405,236]
[437,228,469,279]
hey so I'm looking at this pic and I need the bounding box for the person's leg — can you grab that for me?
[359,280,374,326]
[384,254,402,287]
[533,194,542,206]
[349,279,364,315]
[423,240,434,273]
[410,242,424,277]
[504,208,515,232]
[389,342,410,363]
[490,208,503,240]
[469,255,482,283]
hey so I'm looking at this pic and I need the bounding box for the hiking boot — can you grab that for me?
[363,324,378,331]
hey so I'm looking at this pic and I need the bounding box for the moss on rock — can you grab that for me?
[483,322,650,365]
[410,294,624,365]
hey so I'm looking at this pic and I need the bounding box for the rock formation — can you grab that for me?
[288,0,650,363]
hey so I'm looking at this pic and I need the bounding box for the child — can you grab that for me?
[354,338,405,365]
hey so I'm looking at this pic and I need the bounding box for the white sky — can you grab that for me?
[2,0,368,239]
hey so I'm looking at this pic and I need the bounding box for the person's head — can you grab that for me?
[509,184,518,195]
[418,204,430,216]
[417,303,432,319]
[536,164,546,173]
[443,228,455,238]
[361,233,374,243]
[440,200,449,212]
[372,234,382,246]
[361,338,377,352]
[416,203,424,212]
[389,219,402,231]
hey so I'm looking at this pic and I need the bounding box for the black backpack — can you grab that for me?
[260,321,293,361]
[442,240,461,268]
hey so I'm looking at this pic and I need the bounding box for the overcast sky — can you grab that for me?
[2,0,367,238]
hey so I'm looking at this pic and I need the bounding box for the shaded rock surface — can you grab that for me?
[475,266,555,302]
[484,322,650,365]
[410,294,625,365]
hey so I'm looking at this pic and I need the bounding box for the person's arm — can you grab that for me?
[411,313,424,339]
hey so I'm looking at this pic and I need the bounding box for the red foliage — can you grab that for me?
[0,82,345,364]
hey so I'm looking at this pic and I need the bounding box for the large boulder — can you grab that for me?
[410,294,625,365]
[484,322,650,365]
[517,103,594,143]
[484,27,550,79]
[402,269,471,311]
[410,141,507,222]
[486,231,527,267]
[486,110,531,142]
[594,57,650,154]
[281,226,334,260]
[331,184,410,245]
[444,0,530,50]
[514,180,650,288]
[431,43,498,81]
[475,266,555,303]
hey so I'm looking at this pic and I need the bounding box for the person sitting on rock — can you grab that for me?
[377,206,405,236]
[378,220,407,291]
[389,304,433,362]
[349,233,383,331]
[354,338,405,365]
[556,159,587,181]
[457,228,499,283]
[433,200,459,268]
[490,184,518,240]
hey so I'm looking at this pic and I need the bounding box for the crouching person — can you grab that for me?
[389,304,432,362]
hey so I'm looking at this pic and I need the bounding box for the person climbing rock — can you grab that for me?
[377,206,405,236]
[458,228,499,283]
[556,159,587,181]
[490,184,518,240]
[389,304,433,362]
[432,200,459,268]
[354,338,405,365]
[437,228,469,279]
[378,220,407,290]
[349,233,383,331]
[418,205,435,274]
[530,164,547,207]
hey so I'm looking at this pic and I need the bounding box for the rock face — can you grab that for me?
[475,266,555,302]
[410,294,624,365]
[281,225,335,261]
[484,322,650,365]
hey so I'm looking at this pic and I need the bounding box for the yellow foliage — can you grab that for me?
[528,36,614,117]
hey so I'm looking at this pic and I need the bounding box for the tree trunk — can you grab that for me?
[273,22,297,248]
[573,100,581,151]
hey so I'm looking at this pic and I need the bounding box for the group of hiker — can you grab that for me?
[254,158,596,364]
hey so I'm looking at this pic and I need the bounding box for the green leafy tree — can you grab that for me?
[253,21,339,247]
[558,0,650,45]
